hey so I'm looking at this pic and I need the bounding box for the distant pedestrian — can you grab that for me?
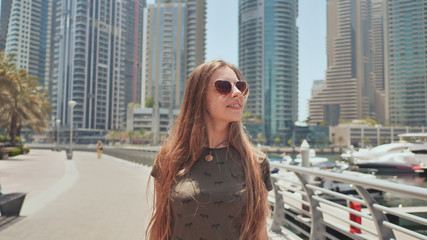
[96,140,103,159]
[146,60,272,240]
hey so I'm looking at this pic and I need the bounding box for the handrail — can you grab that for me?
[271,163,427,200]
[269,162,427,240]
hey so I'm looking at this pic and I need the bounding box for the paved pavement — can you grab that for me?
[0,149,153,240]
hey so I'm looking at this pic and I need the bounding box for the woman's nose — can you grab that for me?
[231,84,243,98]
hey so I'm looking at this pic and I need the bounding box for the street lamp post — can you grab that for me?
[51,116,55,148]
[56,119,61,151]
[67,100,77,160]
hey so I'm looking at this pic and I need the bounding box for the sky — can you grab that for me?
[148,0,327,122]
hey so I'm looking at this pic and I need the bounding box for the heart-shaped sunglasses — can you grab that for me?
[212,80,248,95]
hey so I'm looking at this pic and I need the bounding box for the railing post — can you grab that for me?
[354,185,396,239]
[300,140,310,169]
[270,175,285,234]
[294,172,325,240]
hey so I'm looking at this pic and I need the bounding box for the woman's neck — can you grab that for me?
[206,121,229,148]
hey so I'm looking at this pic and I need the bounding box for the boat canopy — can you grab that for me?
[398,133,427,143]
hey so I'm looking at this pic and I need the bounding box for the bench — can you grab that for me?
[0,192,26,216]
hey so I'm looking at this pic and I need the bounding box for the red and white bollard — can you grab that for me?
[349,201,362,233]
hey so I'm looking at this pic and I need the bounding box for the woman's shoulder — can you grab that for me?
[254,148,268,164]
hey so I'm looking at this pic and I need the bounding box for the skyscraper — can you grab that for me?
[141,0,206,137]
[52,0,146,132]
[142,0,206,109]
[123,0,145,106]
[0,0,13,51]
[309,0,385,126]
[3,0,52,88]
[384,0,427,126]
[239,0,299,143]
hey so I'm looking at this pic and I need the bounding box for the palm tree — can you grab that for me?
[127,130,135,144]
[106,130,120,145]
[0,53,51,146]
[9,70,51,146]
[255,133,267,144]
[274,137,281,146]
[0,53,17,130]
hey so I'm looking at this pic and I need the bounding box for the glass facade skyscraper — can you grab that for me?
[239,0,299,143]
[52,0,146,131]
[3,0,52,88]
[142,2,187,110]
[0,0,13,51]
[384,0,427,126]
[142,0,206,110]
[123,0,145,107]
[141,0,206,137]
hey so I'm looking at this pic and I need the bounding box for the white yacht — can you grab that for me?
[398,133,427,165]
[341,142,412,161]
[355,151,419,173]
[340,133,427,173]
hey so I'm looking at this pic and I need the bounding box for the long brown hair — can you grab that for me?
[146,59,268,240]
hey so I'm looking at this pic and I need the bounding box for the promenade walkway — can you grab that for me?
[0,149,153,240]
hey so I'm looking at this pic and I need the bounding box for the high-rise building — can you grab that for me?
[309,0,385,126]
[52,0,146,132]
[141,0,206,137]
[0,0,13,51]
[239,0,299,143]
[123,0,145,106]
[3,0,52,88]
[384,0,427,126]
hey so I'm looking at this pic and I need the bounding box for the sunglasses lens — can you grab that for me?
[214,80,248,95]
[236,82,247,93]
[214,81,232,94]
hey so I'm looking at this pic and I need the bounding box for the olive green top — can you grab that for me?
[151,147,272,240]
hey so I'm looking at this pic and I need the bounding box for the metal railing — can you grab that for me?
[26,143,159,166]
[269,163,427,240]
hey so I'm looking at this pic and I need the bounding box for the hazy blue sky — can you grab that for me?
[148,0,327,122]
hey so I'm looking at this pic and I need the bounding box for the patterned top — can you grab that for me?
[151,146,272,240]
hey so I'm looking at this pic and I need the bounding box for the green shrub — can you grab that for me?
[24,147,30,154]
[0,134,4,142]
[8,148,22,156]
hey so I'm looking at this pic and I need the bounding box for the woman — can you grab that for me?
[147,60,272,240]
[96,140,103,159]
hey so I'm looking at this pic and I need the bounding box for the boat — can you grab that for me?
[341,142,412,161]
[398,133,427,165]
[354,151,419,173]
[272,149,329,166]
[340,133,427,173]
